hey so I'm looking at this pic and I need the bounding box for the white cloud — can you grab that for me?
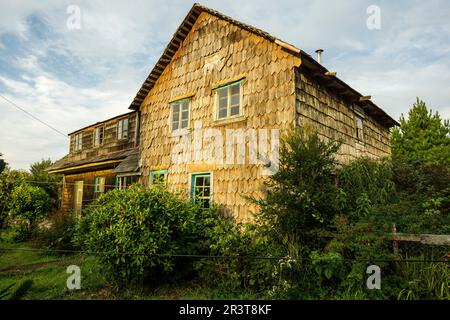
[0,0,449,169]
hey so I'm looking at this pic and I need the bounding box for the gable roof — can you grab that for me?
[129,3,398,127]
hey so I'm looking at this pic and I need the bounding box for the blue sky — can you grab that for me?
[0,0,449,169]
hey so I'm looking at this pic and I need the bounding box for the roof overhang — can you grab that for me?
[47,159,123,175]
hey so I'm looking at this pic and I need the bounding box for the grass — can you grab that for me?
[0,235,262,300]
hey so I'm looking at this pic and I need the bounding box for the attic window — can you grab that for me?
[117,118,129,140]
[74,133,82,152]
[355,115,364,141]
[93,126,104,147]
[214,81,243,120]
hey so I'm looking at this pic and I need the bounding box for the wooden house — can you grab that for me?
[130,4,397,221]
[49,4,398,220]
[47,112,139,214]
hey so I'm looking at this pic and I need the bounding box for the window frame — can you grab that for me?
[149,170,168,187]
[93,126,105,147]
[116,173,140,190]
[355,114,364,142]
[94,176,105,193]
[214,80,244,121]
[170,98,191,135]
[190,172,213,209]
[73,133,83,152]
[117,117,129,140]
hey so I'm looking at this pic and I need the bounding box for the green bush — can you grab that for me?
[0,167,29,228]
[34,210,78,251]
[195,219,280,294]
[75,184,218,285]
[8,183,51,239]
[254,126,341,257]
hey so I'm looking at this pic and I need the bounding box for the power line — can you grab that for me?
[0,93,68,139]
[0,247,448,263]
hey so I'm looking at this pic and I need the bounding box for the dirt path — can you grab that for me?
[0,257,80,275]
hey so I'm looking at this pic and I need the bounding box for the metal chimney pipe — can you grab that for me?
[315,49,324,64]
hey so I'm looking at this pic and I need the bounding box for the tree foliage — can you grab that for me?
[0,166,29,227]
[9,183,51,234]
[391,97,450,165]
[28,159,62,208]
[0,153,5,174]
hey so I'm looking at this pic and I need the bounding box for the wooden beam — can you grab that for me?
[359,95,371,102]
[324,71,337,77]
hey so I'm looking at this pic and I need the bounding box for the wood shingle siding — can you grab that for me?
[139,12,299,221]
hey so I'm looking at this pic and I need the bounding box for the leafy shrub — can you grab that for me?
[254,126,341,257]
[196,219,280,293]
[75,184,218,285]
[0,167,29,228]
[8,183,51,239]
[34,210,78,250]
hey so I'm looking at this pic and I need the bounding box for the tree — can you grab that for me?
[28,159,62,208]
[391,98,450,165]
[254,126,341,256]
[9,183,51,234]
[0,153,5,174]
[0,166,29,227]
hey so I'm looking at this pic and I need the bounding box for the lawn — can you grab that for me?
[0,240,261,300]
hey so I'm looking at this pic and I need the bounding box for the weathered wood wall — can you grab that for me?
[61,169,116,214]
[139,12,299,221]
[295,68,391,163]
[68,112,138,163]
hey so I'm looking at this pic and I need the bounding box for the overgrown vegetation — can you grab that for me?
[1,98,448,300]
[75,185,220,286]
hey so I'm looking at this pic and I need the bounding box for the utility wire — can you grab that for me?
[0,247,448,263]
[0,93,68,139]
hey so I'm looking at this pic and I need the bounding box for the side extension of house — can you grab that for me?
[47,111,140,215]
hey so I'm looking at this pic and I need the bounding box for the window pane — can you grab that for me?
[231,93,240,107]
[230,105,240,116]
[218,88,227,99]
[172,121,179,130]
[231,84,240,95]
[181,119,188,129]
[196,176,204,186]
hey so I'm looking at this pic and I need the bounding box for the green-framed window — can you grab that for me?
[116,174,139,190]
[149,170,168,186]
[94,176,105,193]
[191,173,212,209]
[214,80,243,120]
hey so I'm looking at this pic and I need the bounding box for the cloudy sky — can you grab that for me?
[0,0,449,169]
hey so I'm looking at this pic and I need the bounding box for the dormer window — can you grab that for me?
[93,126,104,147]
[117,118,129,140]
[355,114,364,141]
[74,133,82,152]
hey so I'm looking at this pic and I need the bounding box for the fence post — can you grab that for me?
[392,223,399,256]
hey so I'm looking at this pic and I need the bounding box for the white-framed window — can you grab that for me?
[215,81,243,120]
[94,176,105,193]
[170,99,190,132]
[191,173,212,209]
[117,118,129,140]
[93,126,104,147]
[74,133,83,152]
[116,174,139,190]
[149,170,168,187]
[355,114,364,141]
